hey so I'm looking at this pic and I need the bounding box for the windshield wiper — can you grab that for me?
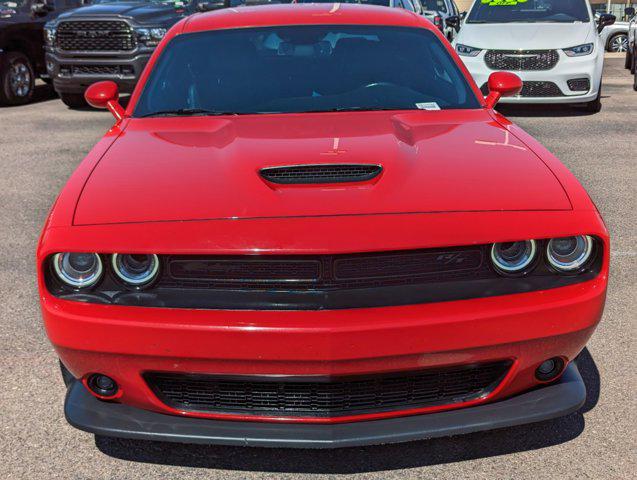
[139,108,240,118]
[300,107,415,113]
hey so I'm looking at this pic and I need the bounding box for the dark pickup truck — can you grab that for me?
[44,0,230,108]
[0,0,84,105]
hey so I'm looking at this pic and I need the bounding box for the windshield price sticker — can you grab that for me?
[416,102,441,110]
[481,0,528,5]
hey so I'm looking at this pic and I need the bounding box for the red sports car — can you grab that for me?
[38,4,609,448]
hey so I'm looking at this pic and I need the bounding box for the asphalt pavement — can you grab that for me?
[0,54,634,479]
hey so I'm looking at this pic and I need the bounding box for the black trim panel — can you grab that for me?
[64,363,586,448]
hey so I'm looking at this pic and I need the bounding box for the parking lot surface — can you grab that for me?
[0,55,634,479]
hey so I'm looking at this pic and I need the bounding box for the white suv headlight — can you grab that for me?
[563,43,594,57]
[456,44,482,57]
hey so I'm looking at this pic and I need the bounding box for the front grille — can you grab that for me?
[260,164,382,184]
[161,246,487,291]
[484,50,559,71]
[64,65,121,75]
[145,361,511,418]
[56,21,136,51]
[567,78,590,92]
[480,81,564,98]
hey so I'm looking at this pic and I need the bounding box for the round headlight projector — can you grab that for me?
[547,235,593,272]
[53,252,103,288]
[490,240,537,274]
[112,253,160,286]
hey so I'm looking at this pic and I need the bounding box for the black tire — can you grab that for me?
[59,361,75,388]
[625,50,632,69]
[0,52,35,106]
[582,88,602,113]
[59,92,88,109]
[607,33,628,53]
[633,68,637,91]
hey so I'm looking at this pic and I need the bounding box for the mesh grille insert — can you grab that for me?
[567,78,590,92]
[484,50,559,71]
[56,21,136,52]
[480,81,564,98]
[145,361,512,418]
[260,164,382,184]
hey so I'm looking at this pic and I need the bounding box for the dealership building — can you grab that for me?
[455,0,636,20]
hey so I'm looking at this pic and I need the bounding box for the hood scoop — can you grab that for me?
[259,164,382,185]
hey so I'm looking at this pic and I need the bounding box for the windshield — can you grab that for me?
[134,25,479,117]
[467,0,590,24]
[422,0,448,13]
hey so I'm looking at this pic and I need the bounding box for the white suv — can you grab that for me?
[453,0,615,112]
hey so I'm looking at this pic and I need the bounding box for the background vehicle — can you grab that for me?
[626,11,636,70]
[420,0,460,41]
[453,0,615,112]
[43,0,229,108]
[596,11,629,52]
[0,0,84,105]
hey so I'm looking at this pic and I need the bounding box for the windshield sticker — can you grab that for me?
[416,102,441,110]
[480,0,528,6]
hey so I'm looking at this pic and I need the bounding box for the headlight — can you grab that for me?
[491,240,537,274]
[563,43,594,57]
[456,44,482,57]
[52,253,103,288]
[546,236,594,272]
[135,27,166,46]
[112,254,160,286]
[44,26,56,45]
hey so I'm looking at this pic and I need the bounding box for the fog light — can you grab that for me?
[535,357,565,381]
[87,374,118,397]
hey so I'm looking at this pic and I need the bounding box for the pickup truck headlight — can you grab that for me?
[456,44,482,57]
[44,26,56,45]
[135,27,167,47]
[563,43,594,57]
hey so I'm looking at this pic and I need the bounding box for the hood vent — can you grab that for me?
[259,164,382,184]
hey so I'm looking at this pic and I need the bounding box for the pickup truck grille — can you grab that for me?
[484,50,559,71]
[145,361,512,419]
[56,21,137,52]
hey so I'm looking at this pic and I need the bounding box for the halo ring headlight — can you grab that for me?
[491,240,537,274]
[547,235,594,272]
[112,254,160,286]
[53,252,103,288]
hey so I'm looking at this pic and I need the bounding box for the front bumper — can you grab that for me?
[65,362,586,448]
[460,49,603,104]
[45,50,152,94]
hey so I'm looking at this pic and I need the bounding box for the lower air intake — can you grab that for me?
[145,361,511,419]
[260,164,382,184]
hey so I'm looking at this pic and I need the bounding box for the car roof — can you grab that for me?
[182,4,429,34]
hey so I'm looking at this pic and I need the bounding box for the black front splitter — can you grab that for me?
[65,363,585,448]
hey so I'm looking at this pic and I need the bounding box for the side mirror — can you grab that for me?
[85,81,125,121]
[625,7,635,17]
[31,1,53,15]
[597,13,615,33]
[484,71,522,109]
[196,0,227,12]
[445,15,461,32]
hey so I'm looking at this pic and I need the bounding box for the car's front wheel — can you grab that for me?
[0,52,35,106]
[608,33,629,52]
[59,92,88,109]
[581,88,602,113]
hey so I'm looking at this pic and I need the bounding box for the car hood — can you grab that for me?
[73,110,571,225]
[55,2,182,25]
[456,22,594,50]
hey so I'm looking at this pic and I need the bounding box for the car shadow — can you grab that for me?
[496,100,607,118]
[95,349,600,474]
[0,83,58,108]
